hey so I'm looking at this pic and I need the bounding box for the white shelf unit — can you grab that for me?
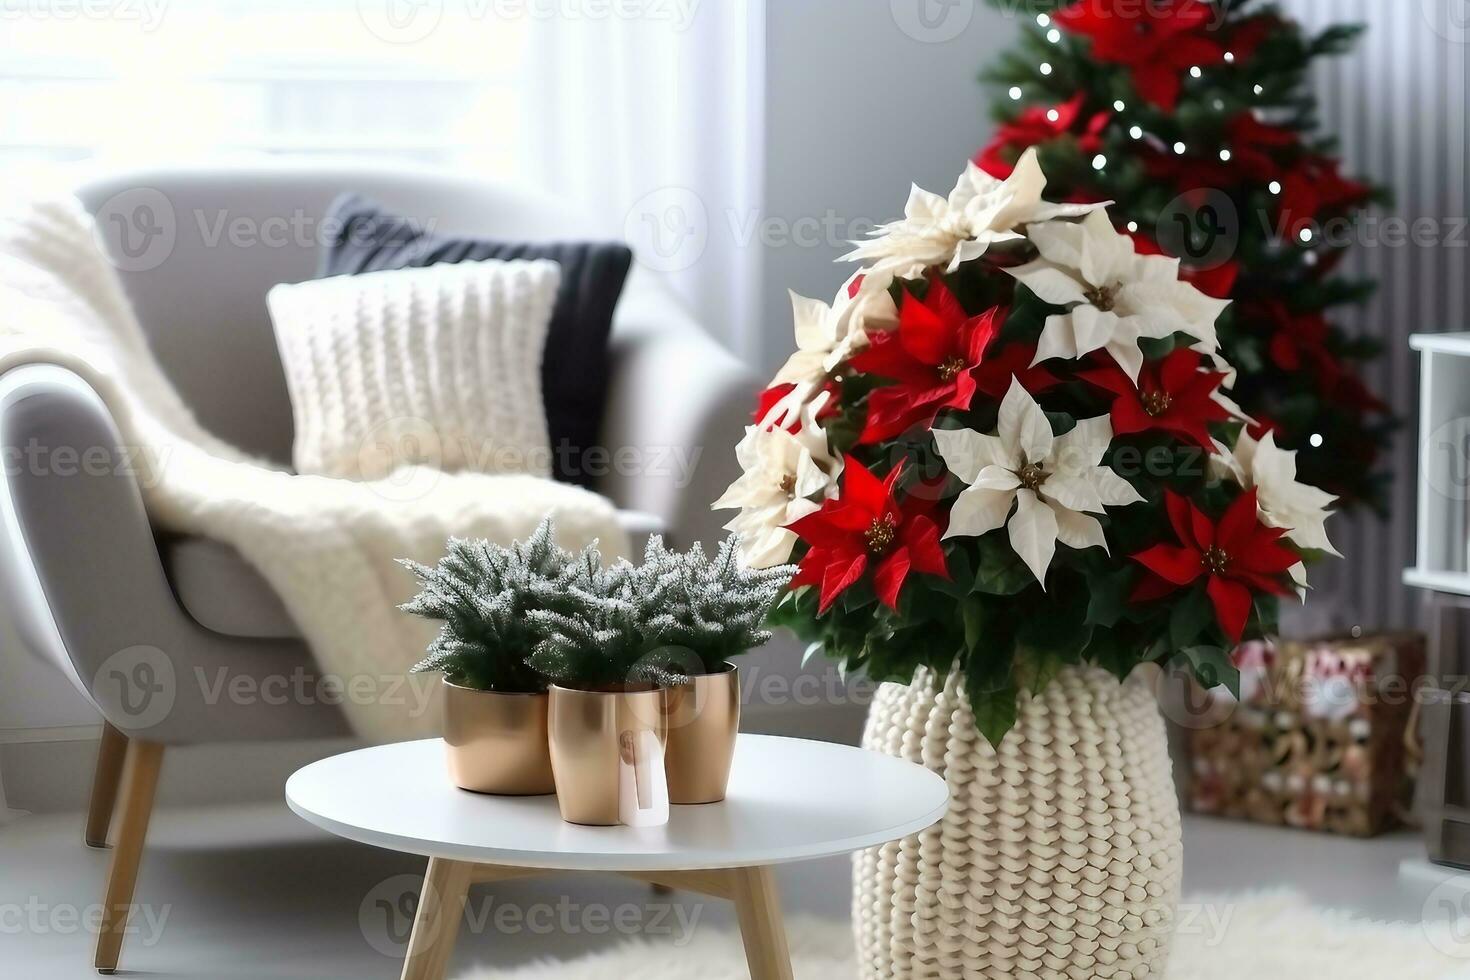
[1404,333,1470,596]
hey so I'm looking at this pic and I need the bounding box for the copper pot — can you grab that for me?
[442,679,555,796]
[548,684,668,826]
[664,663,741,804]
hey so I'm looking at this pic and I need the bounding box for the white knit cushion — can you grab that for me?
[268,259,560,481]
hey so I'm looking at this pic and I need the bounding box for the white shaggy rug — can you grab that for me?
[455,892,1470,979]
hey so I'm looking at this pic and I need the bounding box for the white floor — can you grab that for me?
[0,803,1451,979]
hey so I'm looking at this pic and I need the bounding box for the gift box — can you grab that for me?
[1188,631,1425,837]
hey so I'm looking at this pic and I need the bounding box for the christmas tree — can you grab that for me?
[977,0,1392,511]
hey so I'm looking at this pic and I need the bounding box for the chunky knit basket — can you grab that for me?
[854,666,1183,979]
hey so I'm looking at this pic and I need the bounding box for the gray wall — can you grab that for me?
[1278,0,1468,638]
[758,1,1017,374]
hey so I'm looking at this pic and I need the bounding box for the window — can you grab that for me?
[0,1,529,171]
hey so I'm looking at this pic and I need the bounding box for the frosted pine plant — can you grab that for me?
[399,519,602,693]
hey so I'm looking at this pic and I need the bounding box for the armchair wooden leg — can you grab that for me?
[94,739,163,975]
[85,723,129,849]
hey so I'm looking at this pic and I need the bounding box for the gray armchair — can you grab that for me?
[0,163,757,973]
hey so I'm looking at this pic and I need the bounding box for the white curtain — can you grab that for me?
[0,0,766,356]
[520,2,766,357]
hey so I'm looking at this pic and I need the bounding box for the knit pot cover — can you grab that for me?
[854,666,1183,979]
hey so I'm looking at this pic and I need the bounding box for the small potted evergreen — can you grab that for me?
[399,521,593,796]
[529,536,793,811]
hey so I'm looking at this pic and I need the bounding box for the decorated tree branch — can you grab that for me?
[717,150,1338,744]
[976,0,1392,510]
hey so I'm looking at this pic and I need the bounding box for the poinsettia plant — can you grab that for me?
[716,150,1338,744]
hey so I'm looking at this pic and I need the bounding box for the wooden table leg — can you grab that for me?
[730,866,794,980]
[400,858,473,980]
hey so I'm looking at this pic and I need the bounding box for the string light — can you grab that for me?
[1047,108,1060,122]
[1299,227,1314,243]
[1224,51,1236,63]
[1219,149,1232,162]
[1113,100,1126,112]
[1189,66,1203,78]
[1309,433,1324,448]
[1092,154,1107,170]
[1036,12,1051,27]
[1214,99,1226,111]
[1129,125,1143,139]
[1047,28,1061,43]
[1268,180,1282,195]
[1254,84,1265,95]
[1009,86,1023,100]
[1127,221,1139,233]
[1039,62,1053,75]
[1174,141,1187,155]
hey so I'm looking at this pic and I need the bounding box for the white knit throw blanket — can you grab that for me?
[0,197,630,740]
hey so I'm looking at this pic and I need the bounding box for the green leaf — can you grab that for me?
[1178,646,1240,698]
[1168,585,1215,651]
[1085,569,1134,628]
[964,662,1018,748]
[962,596,986,653]
[972,541,1033,596]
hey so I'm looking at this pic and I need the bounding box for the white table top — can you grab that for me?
[285,734,948,872]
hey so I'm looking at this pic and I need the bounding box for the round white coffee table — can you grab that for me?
[287,734,947,980]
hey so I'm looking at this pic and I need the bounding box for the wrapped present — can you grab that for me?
[1188,631,1425,837]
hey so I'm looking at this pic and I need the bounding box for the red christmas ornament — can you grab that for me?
[786,458,949,613]
[1130,489,1298,642]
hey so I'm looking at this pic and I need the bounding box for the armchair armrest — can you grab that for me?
[0,364,335,744]
[597,283,759,549]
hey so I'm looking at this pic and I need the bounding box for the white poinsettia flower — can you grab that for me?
[772,278,897,387]
[1214,430,1340,557]
[841,146,1103,283]
[932,379,1143,587]
[713,392,843,569]
[1009,209,1231,381]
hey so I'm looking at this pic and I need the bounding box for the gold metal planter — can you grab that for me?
[664,663,741,804]
[548,684,668,826]
[442,679,555,796]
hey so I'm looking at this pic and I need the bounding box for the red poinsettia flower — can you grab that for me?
[848,281,1004,444]
[972,342,1061,401]
[1277,155,1372,239]
[1129,231,1240,299]
[1054,0,1225,110]
[1081,349,1230,450]
[975,93,1111,179]
[1225,114,1299,182]
[1227,14,1281,63]
[787,457,949,613]
[1130,489,1298,642]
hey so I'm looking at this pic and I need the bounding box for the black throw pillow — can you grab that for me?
[317,193,633,488]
